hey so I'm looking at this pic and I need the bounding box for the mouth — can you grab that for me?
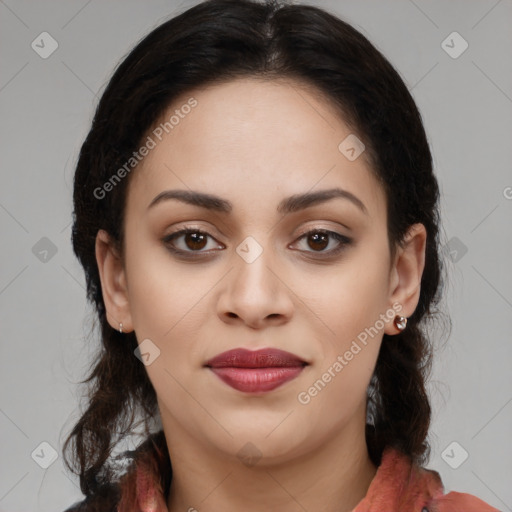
[205,348,308,393]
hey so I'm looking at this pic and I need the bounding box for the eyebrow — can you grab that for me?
[147,187,368,215]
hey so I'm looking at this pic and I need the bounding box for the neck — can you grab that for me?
[163,407,377,512]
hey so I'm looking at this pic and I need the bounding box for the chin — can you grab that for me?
[206,414,315,463]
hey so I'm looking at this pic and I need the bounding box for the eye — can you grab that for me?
[163,228,224,255]
[292,229,352,256]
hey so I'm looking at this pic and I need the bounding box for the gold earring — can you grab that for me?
[394,315,407,331]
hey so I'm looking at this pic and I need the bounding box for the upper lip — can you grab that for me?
[205,348,307,368]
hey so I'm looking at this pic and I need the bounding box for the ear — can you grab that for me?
[95,229,133,333]
[384,223,427,335]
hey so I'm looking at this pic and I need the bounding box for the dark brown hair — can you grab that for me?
[64,0,445,500]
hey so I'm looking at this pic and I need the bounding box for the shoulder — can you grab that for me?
[427,490,502,512]
[354,447,501,512]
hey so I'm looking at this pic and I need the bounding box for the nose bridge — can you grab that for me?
[232,234,278,298]
[218,233,294,326]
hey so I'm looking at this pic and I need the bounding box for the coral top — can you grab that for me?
[119,446,500,512]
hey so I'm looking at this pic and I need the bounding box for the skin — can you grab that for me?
[96,77,426,512]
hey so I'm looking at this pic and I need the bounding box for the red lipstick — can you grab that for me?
[205,348,306,393]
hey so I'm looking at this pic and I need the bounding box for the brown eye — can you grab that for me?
[306,232,329,251]
[163,228,224,255]
[293,229,352,256]
[183,232,207,250]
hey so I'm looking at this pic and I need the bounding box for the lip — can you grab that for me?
[205,348,307,393]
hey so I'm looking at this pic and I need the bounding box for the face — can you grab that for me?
[97,77,425,465]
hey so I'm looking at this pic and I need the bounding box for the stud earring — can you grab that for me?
[119,323,123,333]
[394,315,407,331]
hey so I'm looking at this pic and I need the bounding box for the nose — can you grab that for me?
[216,241,294,329]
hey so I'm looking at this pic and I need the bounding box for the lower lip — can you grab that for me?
[209,366,304,393]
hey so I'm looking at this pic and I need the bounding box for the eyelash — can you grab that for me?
[162,226,352,259]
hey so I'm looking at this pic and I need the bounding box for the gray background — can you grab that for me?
[1,1,511,511]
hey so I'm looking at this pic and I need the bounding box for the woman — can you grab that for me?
[62,0,500,510]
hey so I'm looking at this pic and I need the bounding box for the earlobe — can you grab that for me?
[95,229,133,333]
[385,223,427,335]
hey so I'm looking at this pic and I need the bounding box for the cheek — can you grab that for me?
[299,249,390,351]
[295,265,390,421]
[124,242,212,403]
[124,234,210,346]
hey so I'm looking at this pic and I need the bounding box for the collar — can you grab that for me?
[353,446,443,511]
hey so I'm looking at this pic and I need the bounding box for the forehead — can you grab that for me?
[126,77,385,220]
